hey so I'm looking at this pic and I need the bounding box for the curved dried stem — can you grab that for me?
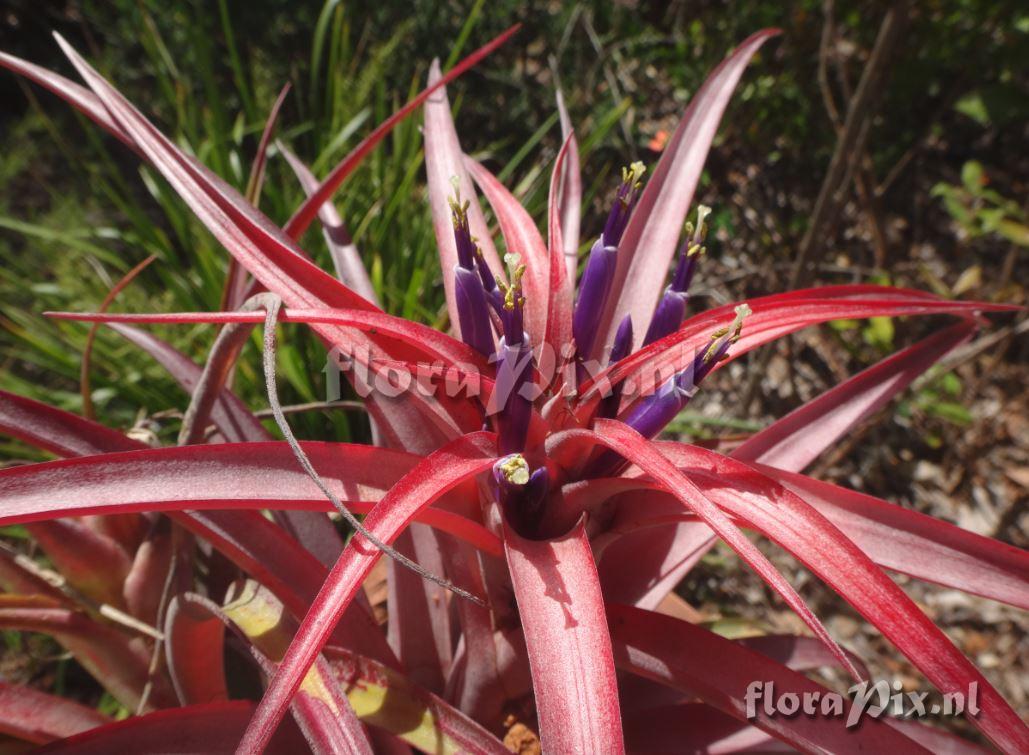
[258,295,484,607]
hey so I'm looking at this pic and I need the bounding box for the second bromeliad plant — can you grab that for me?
[0,23,1026,755]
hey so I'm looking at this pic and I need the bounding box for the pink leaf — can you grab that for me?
[0,395,400,667]
[238,432,497,752]
[638,441,1029,751]
[278,142,378,305]
[595,320,990,609]
[596,29,780,351]
[465,157,550,346]
[756,464,1029,609]
[386,525,453,693]
[544,132,577,362]
[52,308,486,371]
[504,520,624,753]
[554,89,582,282]
[0,389,143,456]
[423,59,504,341]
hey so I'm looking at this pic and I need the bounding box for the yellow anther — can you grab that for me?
[703,303,751,363]
[498,455,530,485]
[621,161,647,188]
[691,205,712,243]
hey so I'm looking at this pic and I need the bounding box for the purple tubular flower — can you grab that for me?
[494,334,533,455]
[492,455,549,533]
[642,287,688,346]
[588,304,750,477]
[602,161,647,247]
[598,314,633,419]
[450,194,477,269]
[572,238,617,361]
[642,207,709,346]
[454,264,494,357]
[573,163,647,365]
[449,188,495,356]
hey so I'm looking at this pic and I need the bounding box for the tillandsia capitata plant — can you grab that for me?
[0,23,1026,755]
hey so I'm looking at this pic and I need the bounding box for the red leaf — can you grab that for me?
[386,526,453,694]
[465,157,551,346]
[736,634,869,678]
[0,395,402,668]
[238,432,497,753]
[163,595,229,705]
[504,520,624,753]
[283,27,520,240]
[0,602,175,711]
[0,682,107,748]
[578,286,1016,415]
[549,421,861,678]
[34,702,307,754]
[592,320,988,608]
[0,50,134,149]
[324,645,511,755]
[637,441,1029,751]
[0,390,143,457]
[0,443,501,556]
[190,586,374,755]
[734,320,976,469]
[0,682,109,745]
[595,29,780,354]
[50,36,477,450]
[245,83,290,208]
[25,520,131,609]
[756,464,1029,609]
[177,510,399,670]
[608,604,928,753]
[51,307,486,371]
[222,84,293,309]
[623,703,789,754]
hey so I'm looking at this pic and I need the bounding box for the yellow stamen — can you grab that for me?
[621,161,647,189]
[498,455,530,485]
[703,303,751,363]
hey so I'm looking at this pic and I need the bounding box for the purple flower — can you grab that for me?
[450,189,495,357]
[588,304,750,476]
[643,206,710,345]
[573,163,646,364]
[598,314,633,419]
[493,454,549,532]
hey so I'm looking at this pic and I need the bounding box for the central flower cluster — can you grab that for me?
[449,166,749,533]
